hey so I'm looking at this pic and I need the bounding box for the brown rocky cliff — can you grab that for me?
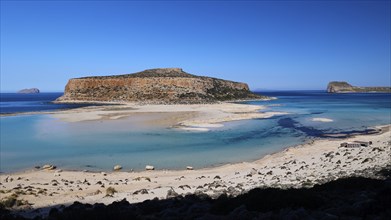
[56,68,264,103]
[327,81,391,93]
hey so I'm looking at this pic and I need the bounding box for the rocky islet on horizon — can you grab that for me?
[327,81,391,93]
[56,68,266,104]
[17,88,40,94]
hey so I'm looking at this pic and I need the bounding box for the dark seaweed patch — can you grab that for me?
[277,117,379,139]
[223,127,296,144]
[278,118,325,137]
[310,111,324,115]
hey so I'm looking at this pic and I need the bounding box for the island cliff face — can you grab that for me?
[327,81,391,93]
[56,68,264,103]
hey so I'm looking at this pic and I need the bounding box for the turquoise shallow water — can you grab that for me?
[1,91,390,172]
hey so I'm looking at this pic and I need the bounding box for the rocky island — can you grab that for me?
[17,88,40,94]
[56,68,265,104]
[327,81,391,93]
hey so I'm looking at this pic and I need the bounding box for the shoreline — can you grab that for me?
[1,124,390,217]
[0,97,275,118]
[2,124,388,175]
[52,96,275,105]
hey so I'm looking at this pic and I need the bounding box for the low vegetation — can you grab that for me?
[133,176,151,182]
[105,187,117,197]
[0,194,29,209]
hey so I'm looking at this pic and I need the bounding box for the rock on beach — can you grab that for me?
[113,165,122,171]
[145,165,155,170]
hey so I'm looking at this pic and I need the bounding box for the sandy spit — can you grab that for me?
[50,102,287,130]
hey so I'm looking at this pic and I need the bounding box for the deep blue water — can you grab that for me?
[0,93,99,114]
[249,91,391,134]
[0,91,390,172]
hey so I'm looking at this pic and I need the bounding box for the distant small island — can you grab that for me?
[56,68,266,104]
[327,81,391,93]
[17,88,40,94]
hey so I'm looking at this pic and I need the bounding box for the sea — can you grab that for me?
[1,91,390,173]
[0,93,100,114]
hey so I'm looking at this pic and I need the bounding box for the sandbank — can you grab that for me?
[50,102,287,131]
[311,117,334,122]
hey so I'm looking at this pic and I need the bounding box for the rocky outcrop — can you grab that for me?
[17,88,40,94]
[3,166,390,220]
[56,68,265,103]
[327,81,391,93]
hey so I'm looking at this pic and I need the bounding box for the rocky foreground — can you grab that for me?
[2,167,390,220]
[56,68,265,104]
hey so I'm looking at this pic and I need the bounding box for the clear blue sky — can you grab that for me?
[1,0,390,92]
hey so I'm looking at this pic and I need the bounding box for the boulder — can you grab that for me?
[145,165,155,170]
[113,165,122,171]
[42,164,56,170]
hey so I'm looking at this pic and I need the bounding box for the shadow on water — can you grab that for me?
[309,111,325,115]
